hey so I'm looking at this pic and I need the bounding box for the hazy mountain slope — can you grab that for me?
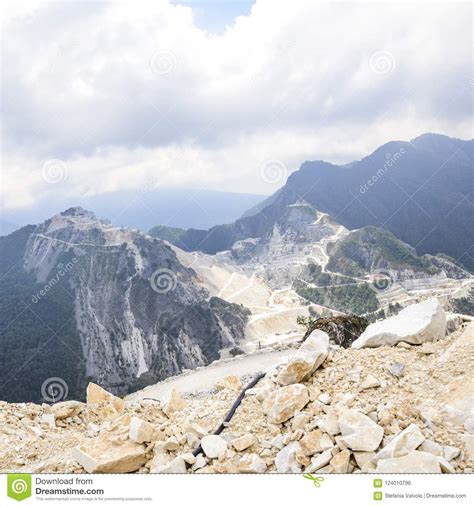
[0,208,249,403]
[326,226,469,278]
[151,134,473,270]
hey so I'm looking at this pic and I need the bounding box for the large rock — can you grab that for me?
[72,415,146,473]
[86,383,124,419]
[263,384,309,423]
[162,389,186,418]
[338,410,384,451]
[277,330,329,385]
[374,424,425,462]
[376,450,442,473]
[201,435,228,459]
[352,298,446,349]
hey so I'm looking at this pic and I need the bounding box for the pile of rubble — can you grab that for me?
[0,298,472,474]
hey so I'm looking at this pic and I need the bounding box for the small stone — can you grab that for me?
[292,412,310,430]
[270,435,285,449]
[263,384,309,424]
[376,451,441,473]
[51,400,84,419]
[191,454,207,471]
[419,440,443,456]
[216,375,242,392]
[189,422,208,436]
[360,374,381,390]
[163,436,180,451]
[320,433,335,451]
[318,409,340,435]
[40,413,56,429]
[129,416,156,443]
[275,442,301,473]
[232,434,256,452]
[464,417,474,434]
[152,456,186,474]
[318,393,331,405]
[305,449,333,472]
[181,453,196,465]
[443,445,461,461]
[299,430,323,456]
[418,342,436,354]
[389,362,405,378]
[397,342,412,349]
[201,435,228,459]
[162,390,186,418]
[438,456,455,473]
[238,454,267,473]
[330,449,350,473]
[353,451,375,469]
[338,410,383,452]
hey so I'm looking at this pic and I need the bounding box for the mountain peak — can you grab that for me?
[60,206,97,220]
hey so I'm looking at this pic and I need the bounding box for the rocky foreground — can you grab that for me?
[0,298,473,474]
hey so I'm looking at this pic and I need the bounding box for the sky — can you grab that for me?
[0,0,472,211]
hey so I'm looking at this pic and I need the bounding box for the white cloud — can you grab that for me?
[1,0,472,209]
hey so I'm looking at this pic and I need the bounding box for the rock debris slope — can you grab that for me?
[0,299,472,474]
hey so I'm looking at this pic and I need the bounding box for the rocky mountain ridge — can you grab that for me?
[150,134,473,271]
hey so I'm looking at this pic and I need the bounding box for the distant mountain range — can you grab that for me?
[150,134,474,271]
[0,189,266,236]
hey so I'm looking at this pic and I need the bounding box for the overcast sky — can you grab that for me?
[1,0,472,210]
